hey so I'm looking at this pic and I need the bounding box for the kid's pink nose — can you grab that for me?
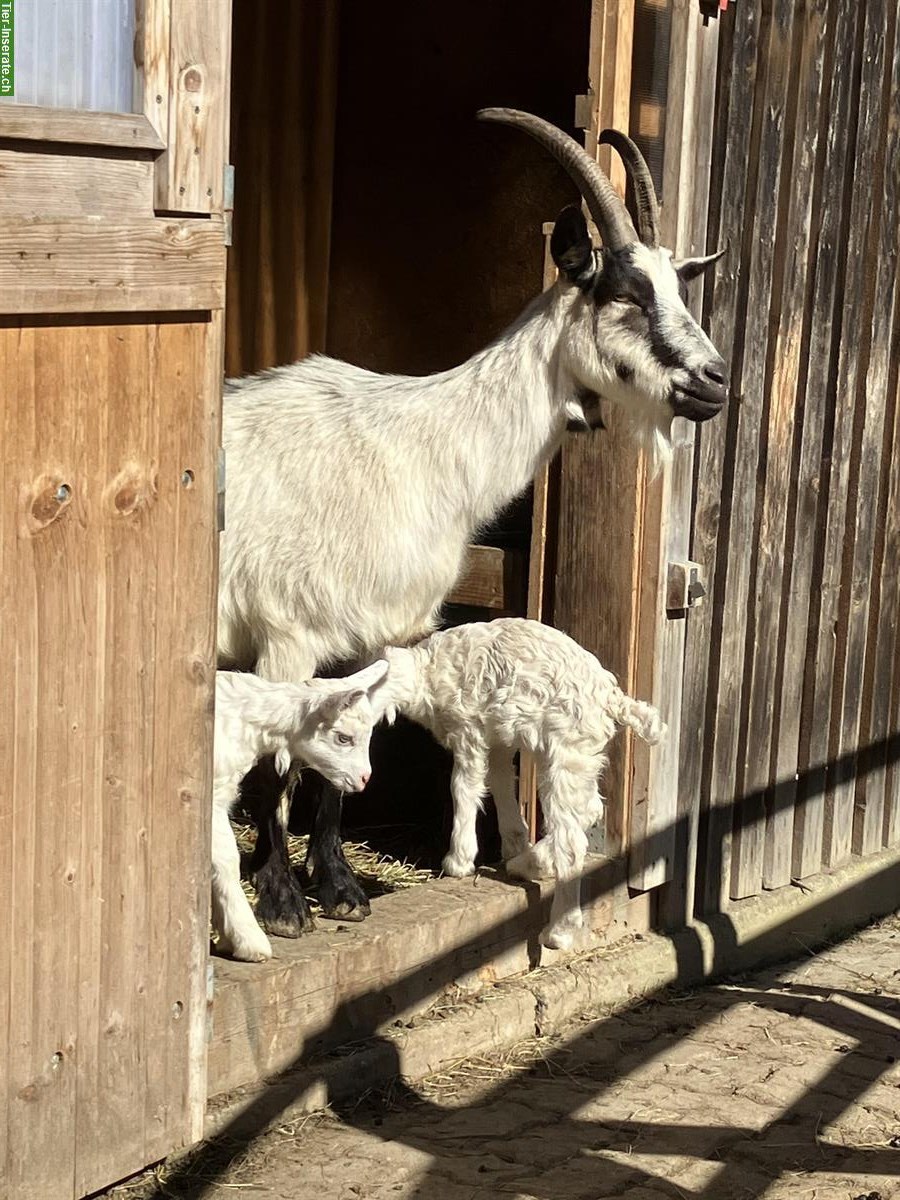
[360,770,371,788]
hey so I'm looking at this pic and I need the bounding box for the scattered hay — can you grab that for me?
[232,821,433,911]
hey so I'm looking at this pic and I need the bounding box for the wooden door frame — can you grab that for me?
[545,0,723,908]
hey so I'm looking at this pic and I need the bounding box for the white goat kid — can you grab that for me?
[213,661,388,962]
[378,620,665,950]
[218,109,727,930]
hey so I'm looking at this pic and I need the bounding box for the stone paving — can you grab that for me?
[110,914,900,1200]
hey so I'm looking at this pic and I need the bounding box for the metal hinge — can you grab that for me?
[574,92,594,131]
[223,163,235,246]
[217,447,226,532]
[666,560,706,616]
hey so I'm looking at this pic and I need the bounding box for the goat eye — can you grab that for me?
[336,732,354,746]
[613,294,633,305]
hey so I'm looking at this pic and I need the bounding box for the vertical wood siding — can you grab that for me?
[0,316,219,1199]
[687,0,900,913]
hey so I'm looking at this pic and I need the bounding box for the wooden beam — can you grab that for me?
[0,151,155,220]
[445,545,526,612]
[157,0,231,213]
[0,217,226,313]
[551,0,637,864]
[0,106,164,151]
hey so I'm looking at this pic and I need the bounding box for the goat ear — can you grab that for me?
[674,247,725,282]
[328,687,365,717]
[551,205,595,284]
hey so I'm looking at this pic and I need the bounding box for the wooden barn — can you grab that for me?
[1,0,899,1195]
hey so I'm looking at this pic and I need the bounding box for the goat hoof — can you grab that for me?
[309,856,372,921]
[253,863,316,938]
[441,853,476,878]
[500,832,531,862]
[230,935,273,963]
[321,898,370,922]
[257,910,316,938]
[541,926,576,951]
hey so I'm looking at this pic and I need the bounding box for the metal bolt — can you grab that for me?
[55,483,71,503]
[50,1052,63,1069]
[181,469,194,488]
[172,1000,184,1020]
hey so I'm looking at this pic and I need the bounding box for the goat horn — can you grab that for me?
[598,130,660,248]
[477,107,637,252]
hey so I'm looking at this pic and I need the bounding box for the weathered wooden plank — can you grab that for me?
[519,222,561,839]
[554,0,637,862]
[660,11,721,927]
[445,545,527,612]
[0,218,226,313]
[135,0,172,145]
[142,316,220,1159]
[814,0,888,868]
[75,325,158,1193]
[2,327,81,1200]
[0,106,164,151]
[741,0,830,891]
[724,0,797,900]
[845,3,900,857]
[159,0,231,213]
[0,150,155,219]
[869,358,900,850]
[630,0,706,893]
[686,0,758,915]
[0,316,11,1200]
[779,0,862,879]
[1,318,220,1198]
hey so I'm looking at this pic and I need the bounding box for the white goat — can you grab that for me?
[218,110,726,930]
[377,620,665,950]
[213,661,388,961]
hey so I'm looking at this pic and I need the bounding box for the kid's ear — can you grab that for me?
[323,687,365,719]
[346,658,390,694]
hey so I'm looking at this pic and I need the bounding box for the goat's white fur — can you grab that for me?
[218,264,703,682]
[212,662,388,961]
[377,620,665,950]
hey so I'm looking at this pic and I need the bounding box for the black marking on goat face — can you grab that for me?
[615,362,633,383]
[592,248,690,371]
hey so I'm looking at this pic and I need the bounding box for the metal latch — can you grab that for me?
[666,560,706,615]
[574,92,594,130]
[217,447,226,532]
[223,164,235,246]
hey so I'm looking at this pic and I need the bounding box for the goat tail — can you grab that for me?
[607,687,666,745]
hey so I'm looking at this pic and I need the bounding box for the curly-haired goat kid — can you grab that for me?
[379,620,664,950]
[213,661,388,962]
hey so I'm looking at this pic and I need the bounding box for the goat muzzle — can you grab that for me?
[671,380,728,423]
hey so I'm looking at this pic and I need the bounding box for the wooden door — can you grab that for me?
[0,2,231,1196]
[550,0,723,913]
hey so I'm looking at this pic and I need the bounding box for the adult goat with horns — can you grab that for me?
[219,109,729,934]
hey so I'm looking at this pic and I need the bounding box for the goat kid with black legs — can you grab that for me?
[376,619,665,950]
[218,109,729,934]
[213,662,388,962]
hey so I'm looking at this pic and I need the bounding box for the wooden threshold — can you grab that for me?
[207,858,644,1099]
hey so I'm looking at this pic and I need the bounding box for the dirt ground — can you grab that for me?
[107,914,900,1200]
